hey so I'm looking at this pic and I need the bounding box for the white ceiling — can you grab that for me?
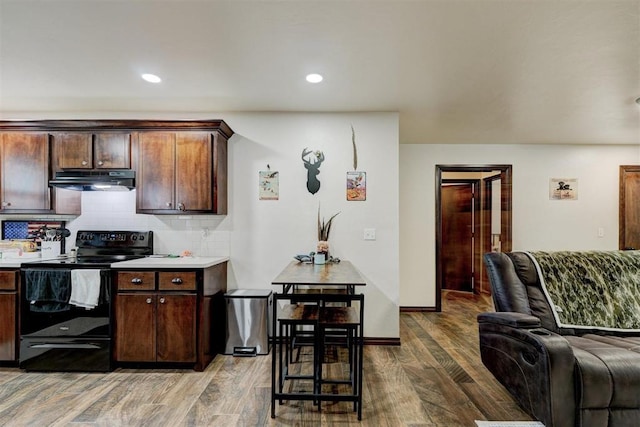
[1,0,639,145]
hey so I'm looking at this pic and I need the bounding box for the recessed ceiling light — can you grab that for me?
[306,73,323,83]
[142,73,162,83]
[636,97,640,105]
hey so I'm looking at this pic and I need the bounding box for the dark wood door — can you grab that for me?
[441,183,475,292]
[156,294,196,363]
[0,133,50,211]
[176,133,212,211]
[115,293,156,362]
[137,132,176,211]
[0,293,16,361]
[94,133,131,169]
[54,133,93,169]
[620,165,640,250]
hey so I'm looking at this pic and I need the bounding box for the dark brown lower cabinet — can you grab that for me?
[0,293,17,361]
[114,263,226,371]
[0,269,19,362]
[114,293,156,362]
[156,294,196,363]
[115,293,196,364]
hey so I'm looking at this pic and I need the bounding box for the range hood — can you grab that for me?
[49,170,135,191]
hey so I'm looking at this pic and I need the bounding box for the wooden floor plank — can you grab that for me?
[0,291,532,426]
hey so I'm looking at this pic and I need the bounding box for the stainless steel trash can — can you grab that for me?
[224,289,272,356]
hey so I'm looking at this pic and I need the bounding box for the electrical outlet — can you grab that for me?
[597,227,604,238]
[364,228,376,240]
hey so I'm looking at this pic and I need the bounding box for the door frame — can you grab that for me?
[435,164,513,311]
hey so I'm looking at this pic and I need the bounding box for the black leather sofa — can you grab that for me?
[479,251,640,427]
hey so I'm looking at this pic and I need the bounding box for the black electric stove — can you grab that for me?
[27,230,154,267]
[19,230,153,372]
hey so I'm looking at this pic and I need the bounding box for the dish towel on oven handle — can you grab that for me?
[70,269,102,309]
[25,269,72,312]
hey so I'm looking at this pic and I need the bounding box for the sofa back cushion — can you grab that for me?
[526,251,640,332]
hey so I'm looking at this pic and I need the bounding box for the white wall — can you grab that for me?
[223,113,400,339]
[400,143,640,308]
[0,111,400,339]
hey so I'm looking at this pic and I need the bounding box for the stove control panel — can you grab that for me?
[76,231,154,250]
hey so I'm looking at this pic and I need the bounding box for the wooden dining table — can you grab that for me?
[270,260,366,419]
[271,260,367,294]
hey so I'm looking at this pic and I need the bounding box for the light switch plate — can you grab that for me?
[364,228,376,240]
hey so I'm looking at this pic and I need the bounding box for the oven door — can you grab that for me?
[20,337,111,372]
[20,268,112,371]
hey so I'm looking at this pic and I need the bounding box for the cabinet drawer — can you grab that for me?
[0,270,17,291]
[159,272,196,291]
[117,271,156,291]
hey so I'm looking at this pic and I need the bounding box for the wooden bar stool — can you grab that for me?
[316,293,364,420]
[271,292,319,417]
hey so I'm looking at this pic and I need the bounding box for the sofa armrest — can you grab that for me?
[478,314,576,427]
[478,312,541,328]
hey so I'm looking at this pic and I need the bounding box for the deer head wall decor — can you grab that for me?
[301,148,324,194]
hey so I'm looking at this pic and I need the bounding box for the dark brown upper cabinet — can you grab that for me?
[0,133,51,212]
[0,120,233,216]
[135,131,228,214]
[52,132,131,170]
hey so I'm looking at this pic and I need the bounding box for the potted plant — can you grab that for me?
[317,205,339,262]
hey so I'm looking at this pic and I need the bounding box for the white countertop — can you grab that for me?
[0,252,44,268]
[0,258,24,268]
[111,256,229,269]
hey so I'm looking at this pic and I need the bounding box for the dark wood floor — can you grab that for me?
[0,291,531,426]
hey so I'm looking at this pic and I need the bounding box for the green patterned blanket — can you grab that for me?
[526,251,640,331]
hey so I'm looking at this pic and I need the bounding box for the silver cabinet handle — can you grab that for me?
[178,202,185,211]
[159,297,166,304]
[131,278,142,284]
[97,160,104,166]
[146,298,152,304]
[1,202,10,207]
[81,160,88,166]
[166,202,172,207]
[171,278,183,285]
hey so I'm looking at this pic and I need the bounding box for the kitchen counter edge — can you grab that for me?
[111,256,229,269]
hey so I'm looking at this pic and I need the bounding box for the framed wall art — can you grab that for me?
[549,178,578,200]
[347,171,366,201]
[259,170,279,200]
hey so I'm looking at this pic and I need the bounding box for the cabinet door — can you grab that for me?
[115,293,156,362]
[0,293,16,361]
[156,294,197,363]
[94,133,131,169]
[54,133,93,169]
[137,132,176,211]
[176,132,212,211]
[0,270,17,290]
[0,133,50,211]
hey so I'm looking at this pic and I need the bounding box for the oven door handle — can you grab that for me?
[29,343,101,349]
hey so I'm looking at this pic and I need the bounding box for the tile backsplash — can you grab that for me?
[62,191,230,257]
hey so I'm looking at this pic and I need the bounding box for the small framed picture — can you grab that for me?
[549,178,578,200]
[259,171,279,200]
[347,171,366,201]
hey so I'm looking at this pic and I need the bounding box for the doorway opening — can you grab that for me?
[435,165,513,312]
